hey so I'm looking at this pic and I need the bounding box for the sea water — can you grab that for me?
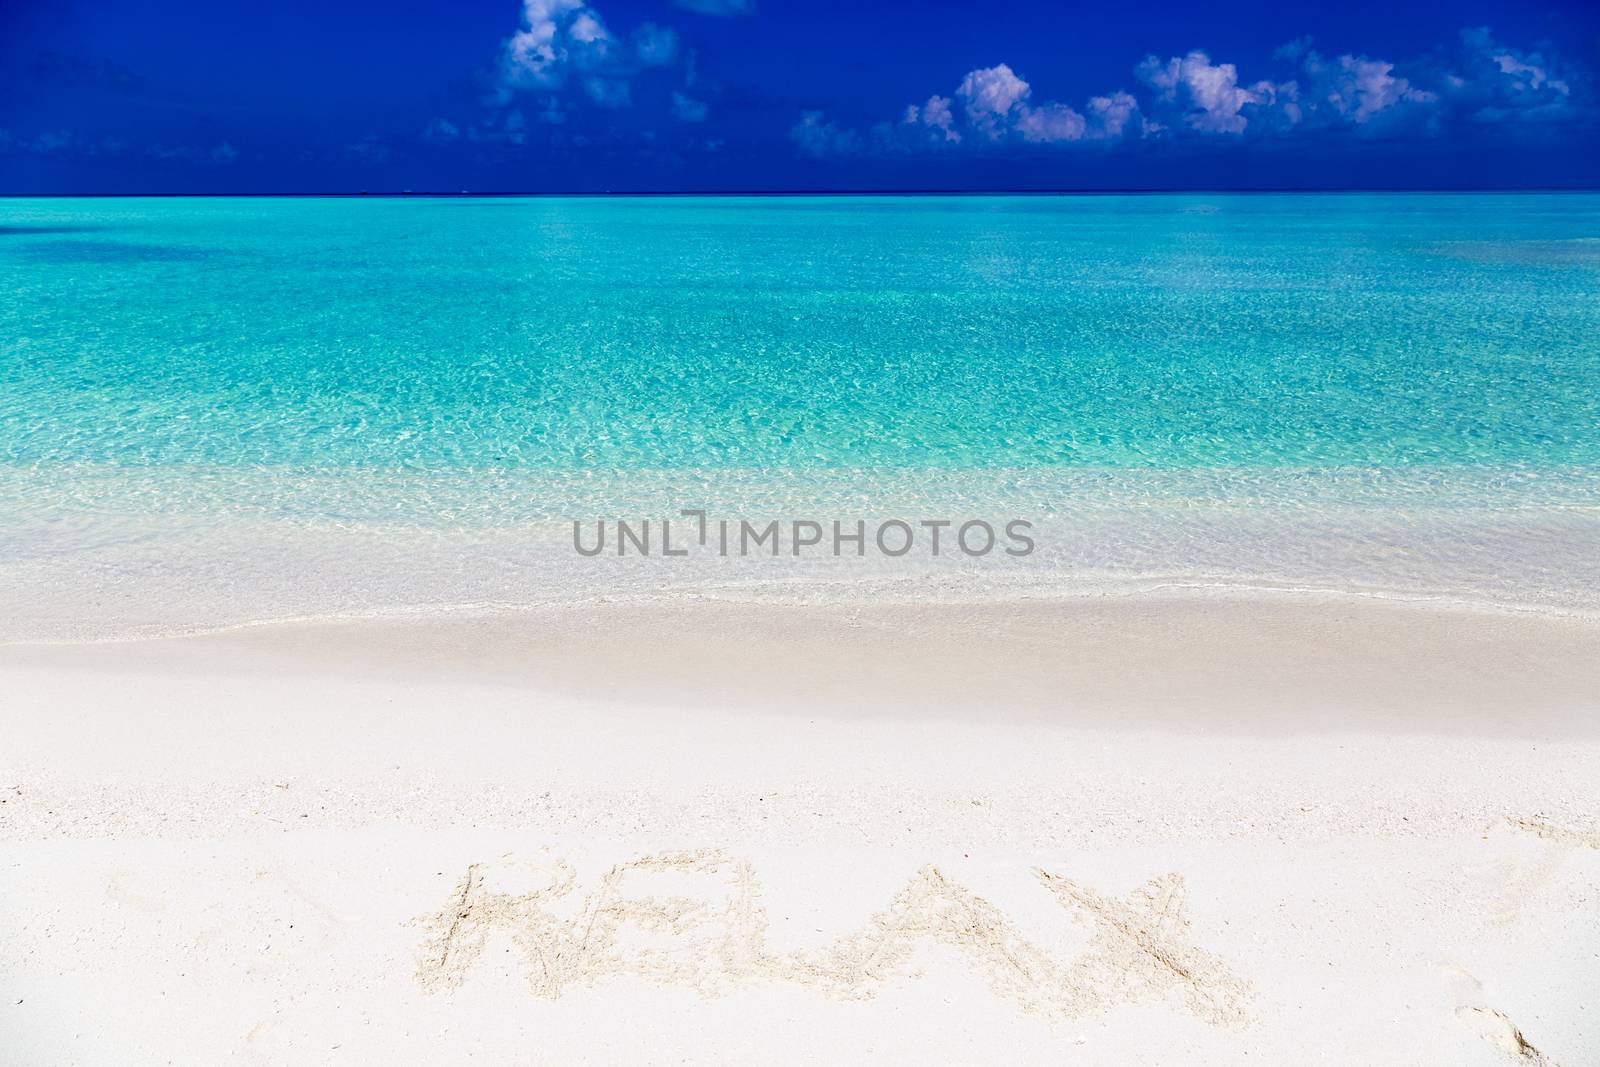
[2,194,1598,637]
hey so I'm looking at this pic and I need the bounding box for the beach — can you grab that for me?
[3,192,1599,1063]
[3,595,1598,1064]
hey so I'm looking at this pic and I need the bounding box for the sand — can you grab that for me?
[2,594,1598,1065]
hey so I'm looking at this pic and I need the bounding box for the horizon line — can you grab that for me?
[3,186,1600,199]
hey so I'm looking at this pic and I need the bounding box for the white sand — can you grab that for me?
[2,596,1598,1065]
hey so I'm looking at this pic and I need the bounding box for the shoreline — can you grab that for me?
[7,574,1600,650]
[7,461,1600,643]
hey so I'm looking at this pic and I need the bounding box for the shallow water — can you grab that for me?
[2,194,1598,637]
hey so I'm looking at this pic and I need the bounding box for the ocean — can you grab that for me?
[3,193,1598,637]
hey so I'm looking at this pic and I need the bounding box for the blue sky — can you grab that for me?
[2,0,1596,192]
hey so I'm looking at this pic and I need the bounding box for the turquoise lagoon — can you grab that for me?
[2,194,1598,636]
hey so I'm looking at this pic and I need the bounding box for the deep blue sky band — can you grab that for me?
[2,0,1596,192]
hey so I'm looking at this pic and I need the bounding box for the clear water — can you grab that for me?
[2,194,1598,637]
[5,194,1600,469]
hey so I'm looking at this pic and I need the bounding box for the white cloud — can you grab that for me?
[1137,51,1279,134]
[1273,30,1580,132]
[503,0,612,89]
[923,64,1139,146]
[956,64,1032,138]
[1491,52,1568,95]
[568,10,609,45]
[1087,91,1140,137]
[1459,28,1570,96]
[791,27,1589,158]
[1138,47,1438,134]
[1304,54,1434,123]
[1015,102,1086,143]
[1445,28,1582,126]
[803,61,1148,154]
[905,94,959,142]
[491,0,706,129]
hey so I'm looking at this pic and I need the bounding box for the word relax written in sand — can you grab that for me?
[415,850,1254,1027]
